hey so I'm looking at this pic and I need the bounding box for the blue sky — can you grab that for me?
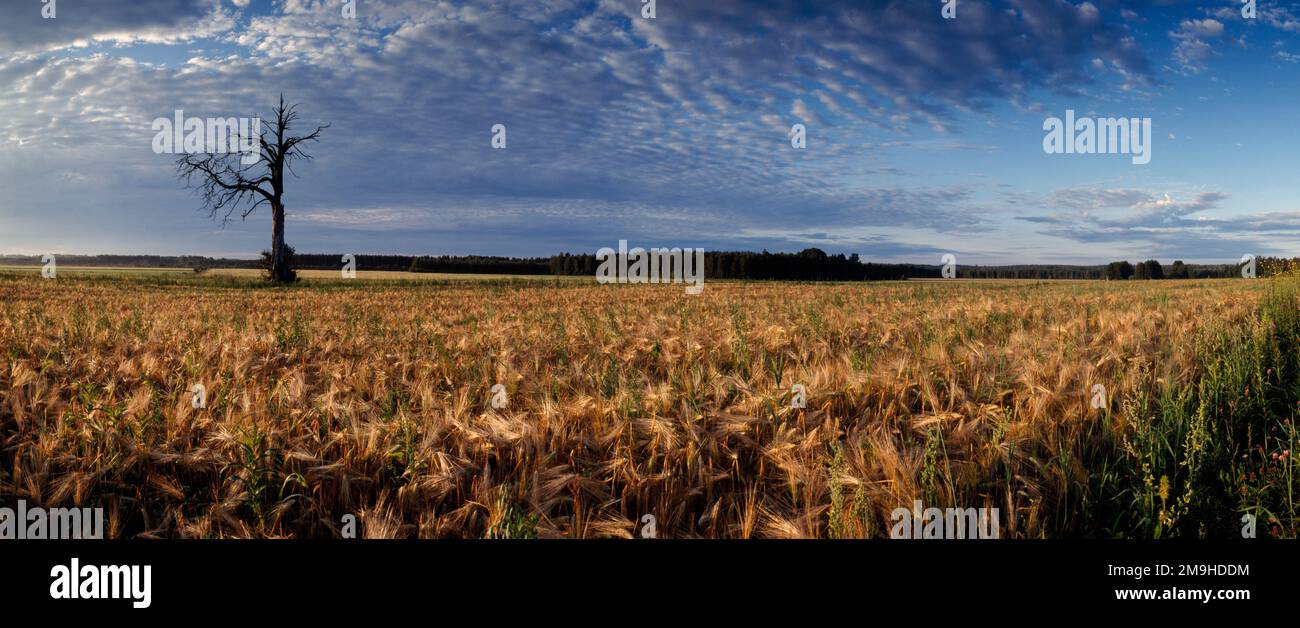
[1,0,1300,263]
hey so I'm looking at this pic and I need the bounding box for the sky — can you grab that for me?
[1,0,1299,264]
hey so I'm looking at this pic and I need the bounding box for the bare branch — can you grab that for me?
[174,95,327,282]
[176,96,327,222]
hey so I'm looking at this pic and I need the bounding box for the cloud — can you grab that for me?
[17,0,1298,263]
[0,0,237,53]
[1015,187,1300,258]
[1048,188,1157,212]
[9,1,1145,253]
[1170,18,1224,72]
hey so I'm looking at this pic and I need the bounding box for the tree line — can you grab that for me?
[1101,259,1248,280]
[4,250,1283,281]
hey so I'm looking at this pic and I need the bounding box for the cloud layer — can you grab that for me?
[0,0,1297,261]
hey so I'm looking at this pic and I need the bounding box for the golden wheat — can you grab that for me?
[0,274,1268,538]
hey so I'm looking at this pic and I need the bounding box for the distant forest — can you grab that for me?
[0,249,1269,281]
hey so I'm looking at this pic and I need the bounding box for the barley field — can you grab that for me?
[1,271,1296,538]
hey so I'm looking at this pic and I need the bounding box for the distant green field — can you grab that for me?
[0,265,193,275]
[0,265,585,283]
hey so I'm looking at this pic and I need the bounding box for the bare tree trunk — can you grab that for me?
[271,202,289,283]
[177,98,326,284]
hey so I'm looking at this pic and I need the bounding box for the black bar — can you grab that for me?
[0,540,1287,617]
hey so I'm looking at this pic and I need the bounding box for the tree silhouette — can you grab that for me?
[177,95,328,283]
[1105,261,1135,280]
[1136,259,1164,280]
[1169,260,1190,279]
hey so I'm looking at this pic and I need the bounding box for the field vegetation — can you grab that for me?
[1,271,1296,538]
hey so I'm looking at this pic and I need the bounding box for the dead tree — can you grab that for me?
[177,95,328,283]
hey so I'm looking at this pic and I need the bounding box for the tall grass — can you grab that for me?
[1084,280,1300,537]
